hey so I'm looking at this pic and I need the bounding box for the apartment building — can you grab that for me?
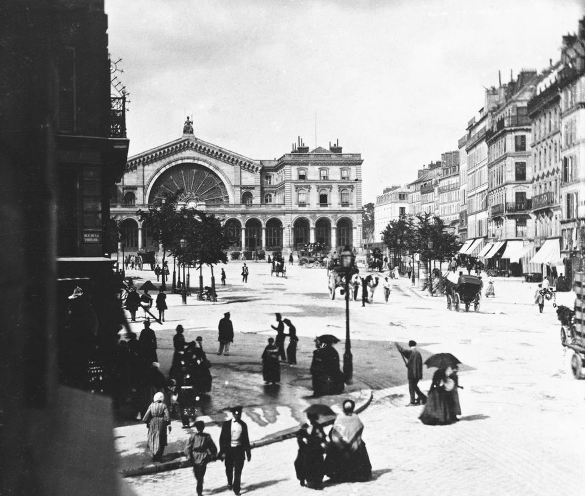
[438,151,460,231]
[374,185,410,243]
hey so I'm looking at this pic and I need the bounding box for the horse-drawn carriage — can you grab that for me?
[271,257,287,277]
[445,273,482,312]
[327,265,359,300]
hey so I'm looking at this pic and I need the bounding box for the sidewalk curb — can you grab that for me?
[120,389,373,478]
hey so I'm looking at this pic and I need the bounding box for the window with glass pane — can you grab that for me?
[123,192,136,206]
[341,169,349,179]
[320,169,329,180]
[298,190,306,204]
[515,219,527,237]
[319,192,328,205]
[341,189,350,204]
[264,194,272,204]
[242,192,253,205]
[265,175,272,185]
[515,162,526,181]
[515,135,526,152]
[298,169,306,180]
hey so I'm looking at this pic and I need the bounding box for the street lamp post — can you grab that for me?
[172,255,177,291]
[180,238,187,304]
[428,240,434,296]
[340,247,356,384]
[120,242,125,279]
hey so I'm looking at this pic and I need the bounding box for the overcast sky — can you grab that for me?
[106,0,584,203]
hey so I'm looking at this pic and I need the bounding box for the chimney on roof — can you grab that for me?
[330,138,342,154]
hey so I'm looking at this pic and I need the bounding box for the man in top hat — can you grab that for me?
[219,406,251,495]
[395,340,426,406]
[218,312,234,356]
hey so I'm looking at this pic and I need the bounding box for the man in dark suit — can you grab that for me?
[396,340,427,406]
[219,405,251,495]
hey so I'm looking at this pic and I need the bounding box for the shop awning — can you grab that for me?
[458,240,474,254]
[509,242,535,263]
[501,240,524,260]
[529,239,561,265]
[485,241,505,259]
[477,243,494,258]
[468,238,486,257]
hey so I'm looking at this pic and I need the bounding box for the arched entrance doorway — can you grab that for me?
[294,217,310,250]
[266,218,283,250]
[315,218,331,248]
[120,218,139,250]
[224,218,242,249]
[336,218,353,249]
[245,218,262,250]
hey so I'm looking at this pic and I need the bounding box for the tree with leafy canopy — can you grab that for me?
[179,209,233,300]
[381,217,414,267]
[362,202,375,244]
[137,191,183,291]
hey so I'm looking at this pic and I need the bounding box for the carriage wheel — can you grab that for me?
[561,327,568,347]
[454,294,460,312]
[571,353,585,380]
[328,273,336,300]
[465,302,470,312]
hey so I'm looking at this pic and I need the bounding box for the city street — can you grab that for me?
[122,261,585,495]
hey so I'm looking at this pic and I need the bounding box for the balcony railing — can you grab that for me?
[532,191,556,210]
[491,200,532,216]
[465,127,487,150]
[491,204,505,216]
[110,96,127,138]
[420,184,435,194]
[438,183,459,194]
[486,114,531,140]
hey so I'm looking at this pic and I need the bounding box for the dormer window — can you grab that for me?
[319,168,329,180]
[298,169,307,180]
[341,168,349,180]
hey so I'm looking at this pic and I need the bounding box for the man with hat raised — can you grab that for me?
[219,405,251,495]
[395,340,426,406]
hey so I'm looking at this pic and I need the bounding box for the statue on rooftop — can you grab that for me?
[183,117,193,135]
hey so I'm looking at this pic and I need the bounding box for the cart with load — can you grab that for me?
[327,265,359,300]
[560,272,585,379]
[270,256,287,277]
[446,274,481,312]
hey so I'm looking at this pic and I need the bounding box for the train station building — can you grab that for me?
[111,120,364,256]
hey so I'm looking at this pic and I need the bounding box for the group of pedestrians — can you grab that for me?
[396,340,462,425]
[178,397,371,496]
[262,313,299,384]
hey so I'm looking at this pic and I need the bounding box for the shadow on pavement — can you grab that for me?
[459,414,490,421]
[370,468,393,480]
[207,479,287,494]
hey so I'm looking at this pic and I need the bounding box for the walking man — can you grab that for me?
[219,405,251,496]
[221,268,226,286]
[241,263,249,283]
[395,340,427,406]
[185,420,218,496]
[534,283,545,313]
[218,312,234,356]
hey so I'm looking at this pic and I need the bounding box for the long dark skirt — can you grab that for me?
[262,356,280,383]
[295,446,325,488]
[287,341,297,365]
[325,442,372,482]
[419,388,454,425]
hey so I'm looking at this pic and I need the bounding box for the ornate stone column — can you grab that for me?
[331,226,337,251]
[137,225,143,250]
[262,227,266,250]
[310,226,315,243]
[241,226,246,251]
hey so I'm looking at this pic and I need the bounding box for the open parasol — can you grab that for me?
[424,353,461,369]
[316,334,340,345]
[138,280,157,291]
[303,404,336,417]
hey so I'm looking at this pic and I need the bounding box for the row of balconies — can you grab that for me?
[438,183,459,194]
[532,191,557,210]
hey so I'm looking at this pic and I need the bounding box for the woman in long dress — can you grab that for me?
[419,368,457,425]
[325,399,372,483]
[294,412,327,489]
[261,338,281,384]
[142,392,171,462]
[283,319,298,365]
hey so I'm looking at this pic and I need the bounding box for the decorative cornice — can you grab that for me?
[125,138,261,174]
[338,185,355,191]
[294,185,312,192]
[240,186,256,190]
[317,185,333,191]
